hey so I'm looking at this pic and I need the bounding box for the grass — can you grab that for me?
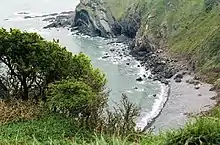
[107,0,220,82]
[1,106,220,145]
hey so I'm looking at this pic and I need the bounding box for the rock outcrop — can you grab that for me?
[44,0,120,38]
[73,0,121,37]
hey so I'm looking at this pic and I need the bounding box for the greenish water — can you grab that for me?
[0,0,168,130]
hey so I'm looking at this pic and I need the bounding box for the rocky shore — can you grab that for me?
[42,0,218,131]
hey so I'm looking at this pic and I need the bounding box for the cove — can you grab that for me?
[0,0,168,131]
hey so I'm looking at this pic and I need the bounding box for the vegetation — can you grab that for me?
[0,28,140,144]
[106,0,220,83]
[1,0,220,142]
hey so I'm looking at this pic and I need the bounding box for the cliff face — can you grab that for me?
[73,0,121,38]
[106,0,220,82]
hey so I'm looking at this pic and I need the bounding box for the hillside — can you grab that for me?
[105,0,220,83]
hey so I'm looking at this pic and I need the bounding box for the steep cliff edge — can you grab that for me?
[105,0,220,83]
[44,0,121,38]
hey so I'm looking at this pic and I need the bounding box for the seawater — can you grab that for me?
[0,0,168,130]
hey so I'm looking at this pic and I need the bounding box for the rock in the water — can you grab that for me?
[24,16,32,19]
[110,48,115,52]
[136,77,143,82]
[133,87,138,90]
[102,55,110,59]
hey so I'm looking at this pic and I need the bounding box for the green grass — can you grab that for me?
[0,114,94,145]
[2,108,220,145]
[106,0,220,82]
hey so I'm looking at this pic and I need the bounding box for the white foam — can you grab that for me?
[136,83,169,131]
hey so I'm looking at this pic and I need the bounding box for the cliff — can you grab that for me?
[105,0,220,83]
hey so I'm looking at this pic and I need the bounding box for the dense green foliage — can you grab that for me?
[0,28,106,100]
[47,79,107,131]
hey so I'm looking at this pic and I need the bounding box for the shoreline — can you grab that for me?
[40,9,218,132]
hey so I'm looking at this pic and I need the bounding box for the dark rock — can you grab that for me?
[194,75,200,80]
[133,87,138,90]
[175,78,182,83]
[186,79,199,85]
[60,11,74,15]
[102,55,110,59]
[148,75,153,79]
[198,94,202,96]
[174,73,183,79]
[153,94,157,97]
[42,17,55,22]
[143,74,147,78]
[194,85,200,90]
[110,48,115,52]
[209,86,216,91]
[24,16,32,19]
[136,77,143,82]
[182,71,188,75]
[18,12,30,15]
[161,79,169,85]
[126,62,130,65]
[137,65,140,67]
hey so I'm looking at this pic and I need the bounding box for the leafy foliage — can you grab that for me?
[47,79,107,130]
[0,28,106,101]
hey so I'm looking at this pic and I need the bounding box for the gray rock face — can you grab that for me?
[73,0,120,37]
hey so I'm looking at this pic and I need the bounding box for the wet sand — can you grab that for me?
[153,73,217,132]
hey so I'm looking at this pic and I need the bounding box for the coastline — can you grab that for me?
[40,7,218,132]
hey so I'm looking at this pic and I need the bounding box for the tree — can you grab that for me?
[0,28,106,101]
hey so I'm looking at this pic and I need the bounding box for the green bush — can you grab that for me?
[47,79,107,130]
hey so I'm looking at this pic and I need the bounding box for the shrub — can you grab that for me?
[47,79,108,130]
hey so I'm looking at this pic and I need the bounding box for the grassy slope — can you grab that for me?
[106,0,220,83]
[1,108,220,144]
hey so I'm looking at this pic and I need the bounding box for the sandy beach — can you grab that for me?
[153,73,217,132]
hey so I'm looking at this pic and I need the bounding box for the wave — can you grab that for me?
[136,83,170,131]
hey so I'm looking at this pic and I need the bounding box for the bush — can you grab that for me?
[47,79,107,130]
[47,80,140,137]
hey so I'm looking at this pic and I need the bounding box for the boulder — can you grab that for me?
[194,85,200,90]
[175,78,182,83]
[174,73,183,79]
[102,55,110,59]
[209,86,216,91]
[136,77,143,82]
